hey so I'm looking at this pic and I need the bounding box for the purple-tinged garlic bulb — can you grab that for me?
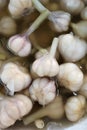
[8,0,32,19]
[57,63,84,91]
[0,94,32,129]
[58,33,87,62]
[0,62,31,95]
[29,78,56,105]
[31,38,59,77]
[60,0,84,15]
[81,7,87,20]
[48,11,71,32]
[0,0,7,9]
[0,16,17,36]
[7,34,32,57]
[65,95,86,122]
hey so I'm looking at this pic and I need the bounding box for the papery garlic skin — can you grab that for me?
[79,75,87,98]
[57,63,84,91]
[58,33,87,62]
[60,0,84,15]
[32,54,59,77]
[0,62,31,95]
[71,21,87,40]
[65,95,86,122]
[0,0,7,9]
[0,16,17,36]
[29,78,56,105]
[8,0,32,19]
[48,11,71,32]
[81,7,87,20]
[0,94,32,129]
[8,35,31,57]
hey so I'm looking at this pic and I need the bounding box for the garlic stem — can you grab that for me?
[25,10,50,36]
[32,0,49,13]
[23,108,46,125]
[50,38,59,57]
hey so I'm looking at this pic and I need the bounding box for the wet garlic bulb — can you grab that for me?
[0,62,31,95]
[7,35,32,57]
[81,7,87,20]
[57,63,84,91]
[8,0,32,19]
[71,21,87,40]
[65,95,86,122]
[48,11,71,32]
[23,96,64,125]
[29,78,56,105]
[60,0,84,15]
[0,16,17,36]
[58,33,87,62]
[79,75,87,98]
[0,94,32,129]
[31,38,59,77]
[0,0,7,9]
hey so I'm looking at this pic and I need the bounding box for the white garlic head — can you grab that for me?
[0,62,31,95]
[31,54,59,77]
[0,0,7,9]
[48,11,71,32]
[57,63,84,91]
[8,0,32,19]
[58,33,87,62]
[65,95,86,122]
[81,7,87,20]
[29,78,56,105]
[79,75,87,98]
[60,0,84,15]
[7,35,31,57]
[0,16,17,36]
[0,94,32,129]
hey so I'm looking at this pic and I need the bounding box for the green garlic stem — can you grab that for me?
[25,10,50,36]
[32,0,49,13]
[50,37,59,57]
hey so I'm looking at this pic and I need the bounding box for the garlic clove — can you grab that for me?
[81,6,87,20]
[29,78,56,105]
[7,35,32,57]
[57,63,84,91]
[65,95,86,122]
[58,33,87,62]
[0,16,17,36]
[60,0,84,15]
[8,0,32,19]
[48,11,71,32]
[71,21,87,40]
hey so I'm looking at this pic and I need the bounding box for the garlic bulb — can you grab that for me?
[58,33,87,62]
[7,35,32,57]
[57,63,84,91]
[81,7,87,20]
[0,0,7,9]
[0,62,31,95]
[60,0,84,15]
[48,11,71,32]
[31,38,59,77]
[79,75,87,98]
[0,94,32,129]
[65,95,86,122]
[0,16,17,36]
[71,21,87,40]
[29,78,56,105]
[8,0,32,19]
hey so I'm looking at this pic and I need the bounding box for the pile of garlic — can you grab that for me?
[0,0,87,129]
